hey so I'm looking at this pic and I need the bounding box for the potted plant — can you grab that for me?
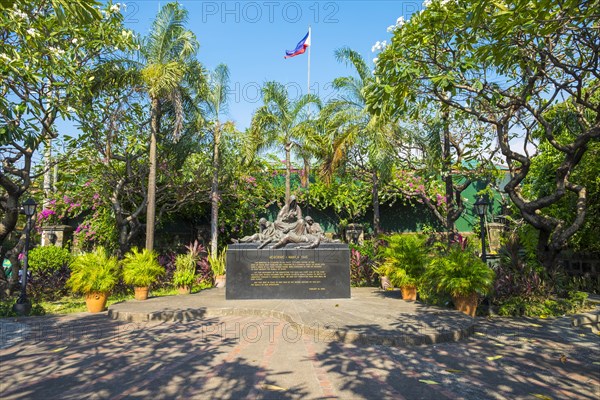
[173,253,196,294]
[208,246,227,288]
[66,247,119,313]
[121,247,164,300]
[375,234,429,301]
[426,244,495,317]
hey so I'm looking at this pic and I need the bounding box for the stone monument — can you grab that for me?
[227,196,350,299]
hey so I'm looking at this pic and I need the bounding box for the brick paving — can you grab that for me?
[0,299,599,399]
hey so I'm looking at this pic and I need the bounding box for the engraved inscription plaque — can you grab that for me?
[226,243,351,299]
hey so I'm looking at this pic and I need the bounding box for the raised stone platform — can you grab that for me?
[108,287,476,347]
[226,243,350,300]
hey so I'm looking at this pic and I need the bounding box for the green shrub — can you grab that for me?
[426,245,495,297]
[173,253,197,287]
[67,247,120,294]
[28,246,72,273]
[375,234,428,288]
[208,246,227,276]
[497,291,590,317]
[122,247,165,287]
[28,246,72,300]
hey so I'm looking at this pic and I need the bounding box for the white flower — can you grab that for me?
[26,28,38,37]
[71,38,78,44]
[110,3,121,13]
[13,9,28,20]
[48,46,65,56]
[423,0,432,7]
[67,106,75,113]
[372,40,388,53]
[396,16,405,26]
[387,25,396,33]
[373,57,379,64]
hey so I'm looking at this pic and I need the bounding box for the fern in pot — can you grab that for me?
[121,247,164,300]
[375,234,429,301]
[67,247,120,313]
[426,244,495,317]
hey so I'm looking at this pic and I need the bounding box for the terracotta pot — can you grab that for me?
[214,275,226,288]
[453,293,479,317]
[380,276,393,290]
[401,285,417,301]
[134,286,149,300]
[178,286,191,295]
[85,292,108,313]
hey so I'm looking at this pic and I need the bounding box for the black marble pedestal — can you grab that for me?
[226,243,351,299]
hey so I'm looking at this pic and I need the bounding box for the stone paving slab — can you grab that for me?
[108,287,475,346]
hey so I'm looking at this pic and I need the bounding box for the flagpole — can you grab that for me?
[306,26,312,216]
[307,26,311,101]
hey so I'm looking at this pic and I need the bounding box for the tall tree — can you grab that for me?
[383,105,497,239]
[140,2,198,250]
[319,48,396,234]
[0,0,132,277]
[371,0,600,270]
[250,82,321,203]
[201,64,231,255]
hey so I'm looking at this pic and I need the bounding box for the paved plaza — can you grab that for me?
[1,289,598,399]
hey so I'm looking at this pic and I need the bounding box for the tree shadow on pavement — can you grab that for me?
[0,313,308,399]
[311,314,600,399]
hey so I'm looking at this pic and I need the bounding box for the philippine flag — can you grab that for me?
[284,31,311,59]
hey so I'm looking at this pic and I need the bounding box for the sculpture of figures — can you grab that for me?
[232,196,335,248]
[232,218,281,243]
[273,195,306,235]
[305,216,322,235]
[269,216,333,249]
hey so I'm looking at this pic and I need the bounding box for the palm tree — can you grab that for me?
[319,47,397,234]
[200,64,231,255]
[250,81,321,202]
[140,3,198,250]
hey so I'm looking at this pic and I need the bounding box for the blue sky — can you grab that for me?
[119,0,424,129]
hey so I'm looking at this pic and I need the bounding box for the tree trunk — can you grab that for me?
[0,192,21,259]
[43,138,53,209]
[119,225,130,258]
[285,141,292,203]
[145,96,160,251]
[441,104,456,243]
[372,169,381,235]
[536,227,563,272]
[210,125,221,255]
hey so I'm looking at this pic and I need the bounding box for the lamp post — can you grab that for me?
[474,196,489,264]
[13,198,37,316]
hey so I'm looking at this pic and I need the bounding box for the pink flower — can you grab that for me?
[63,195,71,204]
[93,193,100,200]
[38,209,56,220]
[18,253,24,261]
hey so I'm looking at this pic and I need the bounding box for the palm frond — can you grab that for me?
[334,47,372,82]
